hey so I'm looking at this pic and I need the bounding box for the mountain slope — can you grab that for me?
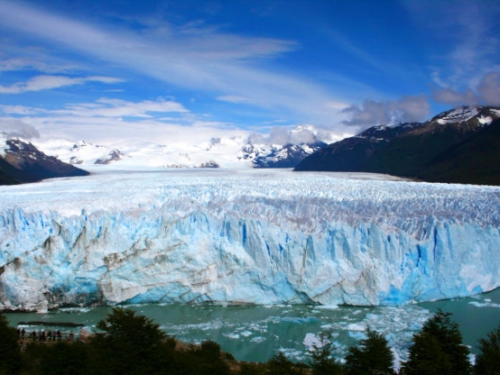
[295,106,500,185]
[238,141,327,168]
[0,135,89,185]
[34,129,329,169]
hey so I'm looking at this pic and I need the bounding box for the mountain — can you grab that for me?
[34,128,330,169]
[66,140,123,166]
[295,106,500,185]
[237,141,327,168]
[0,134,89,185]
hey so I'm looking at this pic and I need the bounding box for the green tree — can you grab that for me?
[402,310,471,375]
[89,307,172,375]
[0,313,21,375]
[191,340,230,375]
[308,331,343,375]
[267,352,303,375]
[474,325,500,375]
[402,331,452,375]
[39,341,90,375]
[240,362,267,375]
[344,327,394,375]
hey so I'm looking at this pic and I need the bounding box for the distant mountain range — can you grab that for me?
[0,125,330,184]
[4,106,498,186]
[0,134,89,185]
[31,125,330,170]
[238,141,327,168]
[295,106,500,185]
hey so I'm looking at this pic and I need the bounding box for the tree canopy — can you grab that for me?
[402,309,471,375]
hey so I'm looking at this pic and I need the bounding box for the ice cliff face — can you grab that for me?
[0,169,499,311]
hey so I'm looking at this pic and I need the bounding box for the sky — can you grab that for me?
[0,0,500,145]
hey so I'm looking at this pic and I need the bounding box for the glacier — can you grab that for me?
[0,168,499,311]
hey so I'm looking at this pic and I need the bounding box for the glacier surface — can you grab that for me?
[0,168,499,311]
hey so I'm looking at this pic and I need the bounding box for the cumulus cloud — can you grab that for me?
[342,96,430,128]
[0,118,40,139]
[0,98,190,144]
[248,125,333,146]
[0,75,123,94]
[477,72,500,105]
[433,88,477,106]
[433,71,500,107]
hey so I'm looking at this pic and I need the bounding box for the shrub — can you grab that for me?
[402,310,471,375]
[0,313,21,375]
[89,307,171,375]
[344,327,394,375]
[474,325,500,375]
[308,330,343,375]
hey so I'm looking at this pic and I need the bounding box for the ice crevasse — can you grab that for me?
[0,169,499,311]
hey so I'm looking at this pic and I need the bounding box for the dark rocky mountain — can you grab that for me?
[295,106,500,185]
[239,141,327,168]
[94,149,123,165]
[0,135,89,185]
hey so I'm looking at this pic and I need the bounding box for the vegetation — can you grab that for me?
[345,327,395,375]
[307,330,343,375]
[1,307,499,375]
[474,325,500,375]
[0,313,21,374]
[402,309,471,375]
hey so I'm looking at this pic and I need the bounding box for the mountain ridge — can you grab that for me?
[0,134,89,185]
[294,106,500,185]
[32,126,331,170]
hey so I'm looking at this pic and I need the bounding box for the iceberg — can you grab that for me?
[0,169,499,311]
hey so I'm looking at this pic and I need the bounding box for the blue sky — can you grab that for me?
[0,0,499,144]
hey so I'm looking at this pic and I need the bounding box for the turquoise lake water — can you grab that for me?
[5,288,500,366]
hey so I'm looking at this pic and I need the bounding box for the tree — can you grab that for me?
[308,331,343,375]
[474,325,500,375]
[344,327,394,375]
[39,341,90,375]
[402,310,471,375]
[402,331,452,375]
[267,352,303,375]
[0,313,21,375]
[89,307,172,375]
[190,340,230,375]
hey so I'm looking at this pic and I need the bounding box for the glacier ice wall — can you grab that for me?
[0,169,499,311]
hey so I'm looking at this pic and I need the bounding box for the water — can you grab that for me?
[5,288,500,366]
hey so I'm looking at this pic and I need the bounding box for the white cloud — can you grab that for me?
[248,124,333,146]
[406,1,500,93]
[0,56,75,74]
[0,75,123,94]
[0,98,190,144]
[433,71,500,107]
[216,95,251,104]
[0,118,40,139]
[72,98,189,117]
[477,72,500,106]
[433,88,477,107]
[342,96,430,128]
[0,2,344,127]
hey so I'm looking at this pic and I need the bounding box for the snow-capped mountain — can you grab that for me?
[1,169,499,311]
[33,125,331,170]
[431,106,500,126]
[0,133,89,185]
[238,141,327,168]
[295,106,500,185]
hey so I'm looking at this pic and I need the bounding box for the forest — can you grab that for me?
[1,307,499,375]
